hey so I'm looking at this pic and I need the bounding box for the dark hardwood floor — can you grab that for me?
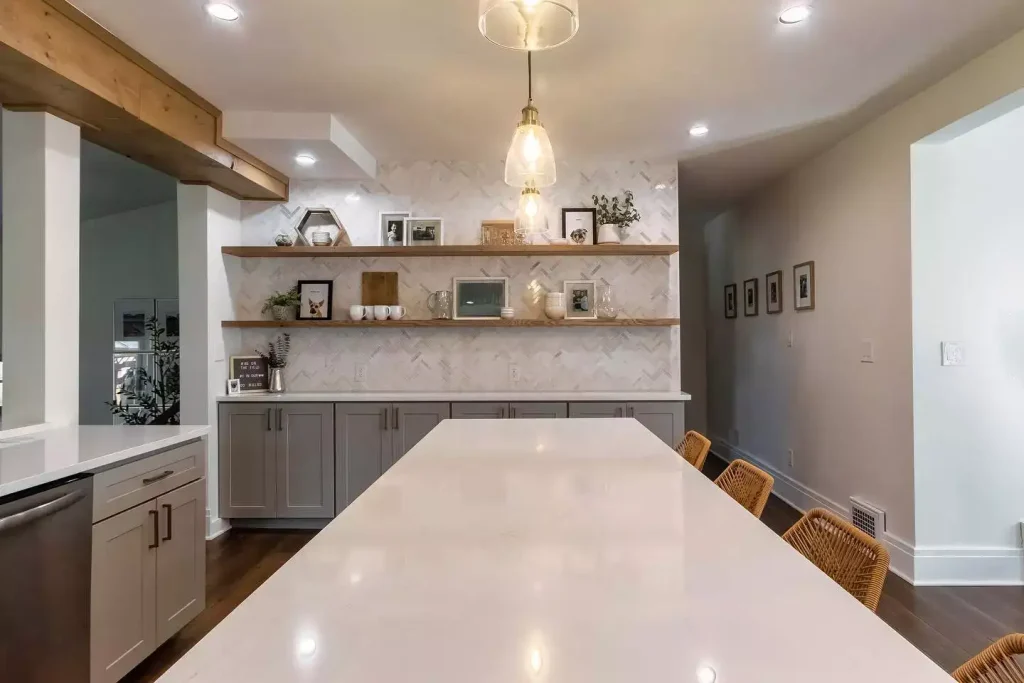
[124,454,1023,681]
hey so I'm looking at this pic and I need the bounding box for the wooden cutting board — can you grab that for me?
[361,272,399,305]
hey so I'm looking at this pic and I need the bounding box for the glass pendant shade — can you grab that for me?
[478,0,580,51]
[515,185,549,237]
[505,105,556,188]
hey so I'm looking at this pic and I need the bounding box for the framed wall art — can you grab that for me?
[404,218,444,246]
[563,280,597,320]
[453,277,509,320]
[766,270,783,315]
[561,208,597,245]
[378,211,411,247]
[724,284,737,319]
[794,261,816,311]
[297,280,334,320]
[743,278,759,317]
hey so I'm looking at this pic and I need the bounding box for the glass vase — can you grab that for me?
[596,286,618,320]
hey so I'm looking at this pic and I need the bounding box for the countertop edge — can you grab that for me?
[0,427,211,498]
[215,392,693,403]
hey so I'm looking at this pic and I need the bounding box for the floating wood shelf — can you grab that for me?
[221,244,678,258]
[222,318,680,329]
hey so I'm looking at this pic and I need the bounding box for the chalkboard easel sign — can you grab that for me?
[229,355,270,394]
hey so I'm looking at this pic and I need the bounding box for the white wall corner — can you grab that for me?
[710,436,916,584]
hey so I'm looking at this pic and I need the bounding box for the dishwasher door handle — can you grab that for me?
[0,489,86,534]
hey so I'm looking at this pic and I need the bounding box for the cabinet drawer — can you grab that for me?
[93,440,205,523]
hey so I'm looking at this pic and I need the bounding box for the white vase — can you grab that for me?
[597,223,622,244]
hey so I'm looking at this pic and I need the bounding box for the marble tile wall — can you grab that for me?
[233,161,680,392]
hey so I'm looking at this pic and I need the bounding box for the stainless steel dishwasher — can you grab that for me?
[0,474,93,682]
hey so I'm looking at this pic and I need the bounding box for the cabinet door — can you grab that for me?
[392,402,450,466]
[335,403,392,515]
[91,501,157,683]
[155,479,206,645]
[628,402,686,448]
[451,402,508,419]
[510,402,568,419]
[568,402,627,418]
[218,403,276,518]
[277,404,335,518]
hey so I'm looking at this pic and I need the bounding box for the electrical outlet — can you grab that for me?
[355,364,367,383]
[787,331,794,348]
[788,449,795,468]
[941,341,965,367]
[509,364,521,383]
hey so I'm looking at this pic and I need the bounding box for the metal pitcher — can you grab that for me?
[427,290,453,320]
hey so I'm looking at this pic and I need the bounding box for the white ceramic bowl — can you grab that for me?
[544,306,567,320]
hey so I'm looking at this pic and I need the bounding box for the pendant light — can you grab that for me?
[479,0,579,52]
[515,182,549,238]
[505,52,556,188]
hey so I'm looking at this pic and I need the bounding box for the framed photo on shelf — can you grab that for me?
[452,277,509,320]
[563,280,598,319]
[404,217,444,246]
[743,278,759,317]
[724,284,737,319]
[794,261,816,311]
[561,208,597,245]
[481,219,517,245]
[226,379,242,396]
[378,211,410,247]
[297,280,334,320]
[766,270,783,315]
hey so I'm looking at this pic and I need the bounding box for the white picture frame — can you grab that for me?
[452,277,509,320]
[563,280,598,319]
[404,217,444,246]
[226,378,242,395]
[378,211,411,247]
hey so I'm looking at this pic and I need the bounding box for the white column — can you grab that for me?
[2,111,81,428]
[178,184,240,538]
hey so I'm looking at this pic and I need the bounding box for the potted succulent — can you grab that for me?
[262,288,301,321]
[257,334,291,393]
[592,191,641,244]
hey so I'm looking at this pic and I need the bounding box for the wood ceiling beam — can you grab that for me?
[0,0,289,201]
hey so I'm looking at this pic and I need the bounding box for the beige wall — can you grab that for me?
[705,28,1024,575]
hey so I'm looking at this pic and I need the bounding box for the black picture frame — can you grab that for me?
[743,278,759,317]
[561,208,597,245]
[297,280,334,320]
[724,284,738,319]
[766,270,783,315]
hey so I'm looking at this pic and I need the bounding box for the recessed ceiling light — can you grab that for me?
[689,123,709,138]
[696,665,717,683]
[205,3,240,21]
[295,153,317,167]
[345,192,361,203]
[779,5,812,24]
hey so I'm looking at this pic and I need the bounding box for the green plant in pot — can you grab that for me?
[262,288,300,321]
[592,191,641,244]
[257,334,291,393]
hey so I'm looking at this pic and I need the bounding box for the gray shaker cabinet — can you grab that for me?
[218,403,276,519]
[510,402,568,419]
[627,402,685,448]
[451,402,508,419]
[568,402,627,419]
[392,403,450,466]
[155,479,206,645]
[277,403,335,519]
[335,403,392,515]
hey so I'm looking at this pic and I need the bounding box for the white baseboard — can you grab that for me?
[711,436,916,583]
[206,512,231,540]
[912,547,1024,586]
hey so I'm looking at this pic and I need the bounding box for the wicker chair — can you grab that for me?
[713,460,774,518]
[675,430,711,471]
[782,508,889,612]
[954,635,1024,683]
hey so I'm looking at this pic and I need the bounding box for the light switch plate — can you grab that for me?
[787,331,794,348]
[860,339,875,363]
[941,342,965,367]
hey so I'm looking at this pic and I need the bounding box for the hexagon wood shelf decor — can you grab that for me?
[293,207,352,247]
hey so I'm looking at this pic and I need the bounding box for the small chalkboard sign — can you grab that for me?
[229,355,269,393]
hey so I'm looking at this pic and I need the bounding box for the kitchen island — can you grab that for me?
[153,418,949,683]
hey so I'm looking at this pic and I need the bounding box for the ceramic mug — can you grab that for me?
[373,305,391,320]
[389,305,406,320]
[364,308,376,321]
[349,305,366,321]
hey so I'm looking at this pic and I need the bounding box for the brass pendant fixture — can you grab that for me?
[504,52,556,189]
[478,0,580,52]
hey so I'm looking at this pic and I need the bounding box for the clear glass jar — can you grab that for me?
[596,286,617,320]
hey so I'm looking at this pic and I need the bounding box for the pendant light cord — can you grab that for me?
[527,51,533,104]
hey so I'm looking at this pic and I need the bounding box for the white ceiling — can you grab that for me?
[69,0,1024,204]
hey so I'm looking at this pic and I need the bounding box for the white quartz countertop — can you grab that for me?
[0,425,210,498]
[154,419,949,683]
[217,390,691,402]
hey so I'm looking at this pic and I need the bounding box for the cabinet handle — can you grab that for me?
[148,509,160,549]
[162,503,173,541]
[629,407,635,418]
[510,407,517,419]
[382,408,388,431]
[499,407,506,419]
[266,408,272,431]
[142,470,174,486]
[615,407,623,418]
[277,407,283,431]
[393,406,399,430]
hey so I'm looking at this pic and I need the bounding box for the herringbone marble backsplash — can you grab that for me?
[234,161,680,392]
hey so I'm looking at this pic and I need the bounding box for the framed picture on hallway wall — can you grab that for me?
[766,271,783,314]
[743,278,759,317]
[724,284,737,319]
[794,261,816,311]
